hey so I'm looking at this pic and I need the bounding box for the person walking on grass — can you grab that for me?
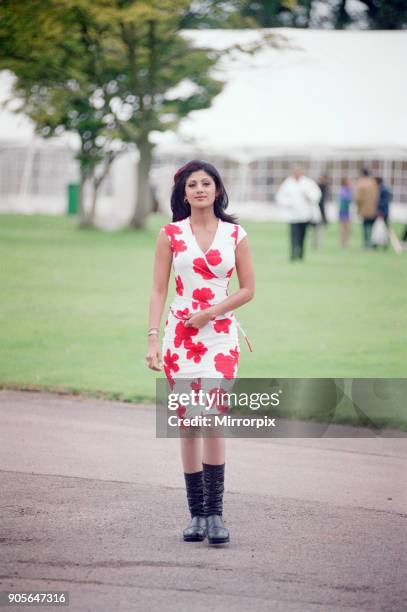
[375,177,392,227]
[310,174,330,249]
[338,177,353,248]
[355,168,379,249]
[276,166,322,261]
[145,159,255,546]
[317,174,329,226]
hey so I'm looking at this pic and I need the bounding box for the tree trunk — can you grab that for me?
[88,179,99,225]
[129,137,153,229]
[78,170,95,228]
[335,0,350,29]
[78,172,91,228]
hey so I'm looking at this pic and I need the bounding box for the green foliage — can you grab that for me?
[332,0,407,29]
[0,1,229,226]
[360,0,407,29]
[239,0,310,28]
[179,0,313,28]
[179,0,407,30]
[0,1,123,177]
[0,0,224,146]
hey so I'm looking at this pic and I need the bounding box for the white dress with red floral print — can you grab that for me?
[160,216,247,404]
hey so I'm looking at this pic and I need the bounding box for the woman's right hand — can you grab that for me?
[145,336,162,371]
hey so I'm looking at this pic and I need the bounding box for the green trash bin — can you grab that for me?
[67,183,79,215]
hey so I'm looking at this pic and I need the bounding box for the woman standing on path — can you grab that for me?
[146,160,255,546]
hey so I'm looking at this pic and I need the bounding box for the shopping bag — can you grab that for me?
[371,217,389,246]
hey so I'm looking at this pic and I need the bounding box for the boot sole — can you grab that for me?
[208,536,230,546]
[183,533,207,542]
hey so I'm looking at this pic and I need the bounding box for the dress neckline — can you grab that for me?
[187,216,221,256]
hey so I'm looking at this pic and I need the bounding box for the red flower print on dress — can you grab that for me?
[174,321,198,348]
[206,387,230,414]
[171,238,187,257]
[190,378,201,393]
[226,267,234,278]
[193,257,216,280]
[192,287,215,310]
[213,318,232,334]
[214,346,239,379]
[164,365,175,390]
[175,275,184,296]
[176,404,188,428]
[164,224,182,239]
[231,225,238,247]
[184,340,208,364]
[164,349,180,373]
[164,224,187,257]
[175,307,190,319]
[230,346,240,361]
[190,379,206,414]
[205,249,222,266]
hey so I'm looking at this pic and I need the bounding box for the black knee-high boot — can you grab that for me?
[183,471,207,542]
[203,462,230,545]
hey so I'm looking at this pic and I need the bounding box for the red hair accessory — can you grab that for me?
[173,161,201,184]
[173,164,189,184]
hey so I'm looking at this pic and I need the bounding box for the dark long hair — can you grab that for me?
[170,159,238,224]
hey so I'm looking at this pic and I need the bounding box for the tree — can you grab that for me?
[239,0,311,28]
[109,2,278,227]
[181,1,407,30]
[106,1,225,227]
[183,0,312,28]
[0,0,126,227]
[331,0,407,29]
[333,0,352,29]
[358,0,407,29]
[0,1,296,230]
[0,0,228,229]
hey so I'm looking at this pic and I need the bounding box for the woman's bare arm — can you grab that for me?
[148,231,173,328]
[146,231,172,371]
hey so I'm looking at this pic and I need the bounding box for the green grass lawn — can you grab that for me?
[1,213,406,427]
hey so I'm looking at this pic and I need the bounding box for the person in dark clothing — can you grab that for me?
[308,174,330,249]
[317,175,329,225]
[375,177,392,226]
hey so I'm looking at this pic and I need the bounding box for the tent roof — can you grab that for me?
[1,29,406,158]
[154,28,407,159]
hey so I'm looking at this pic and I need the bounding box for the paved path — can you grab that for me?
[0,390,406,611]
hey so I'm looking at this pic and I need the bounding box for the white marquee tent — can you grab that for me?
[152,28,407,214]
[154,28,407,157]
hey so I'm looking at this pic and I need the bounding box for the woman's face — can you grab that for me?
[184,170,217,210]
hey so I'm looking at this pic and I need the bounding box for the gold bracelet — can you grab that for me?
[148,329,159,337]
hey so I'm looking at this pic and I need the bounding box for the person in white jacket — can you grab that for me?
[276,167,322,260]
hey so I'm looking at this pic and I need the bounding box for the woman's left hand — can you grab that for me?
[184,308,214,329]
